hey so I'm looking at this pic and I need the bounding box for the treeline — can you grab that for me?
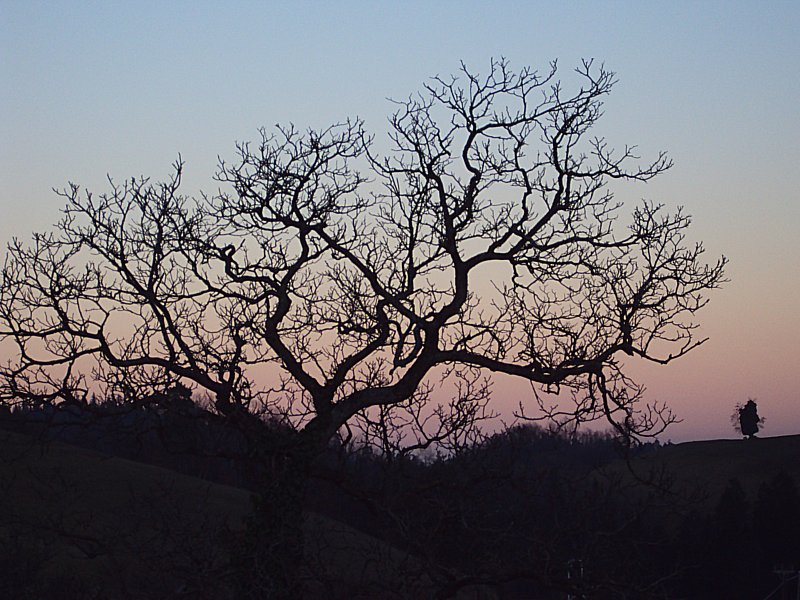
[672,473,800,599]
[0,397,634,494]
[320,425,667,598]
[0,390,284,490]
[331,431,800,599]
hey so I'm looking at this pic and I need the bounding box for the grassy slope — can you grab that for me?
[0,429,244,597]
[613,434,800,508]
[0,430,483,599]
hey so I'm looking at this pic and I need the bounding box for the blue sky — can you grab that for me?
[2,1,799,440]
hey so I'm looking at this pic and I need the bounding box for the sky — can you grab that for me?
[1,1,798,442]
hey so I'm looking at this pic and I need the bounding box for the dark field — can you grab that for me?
[3,423,799,599]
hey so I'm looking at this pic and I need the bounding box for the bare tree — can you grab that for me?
[0,59,725,596]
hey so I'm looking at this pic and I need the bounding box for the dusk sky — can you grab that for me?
[2,1,798,442]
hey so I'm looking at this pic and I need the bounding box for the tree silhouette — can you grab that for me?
[734,399,763,438]
[0,58,726,596]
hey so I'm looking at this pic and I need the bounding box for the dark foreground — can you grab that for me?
[2,419,800,599]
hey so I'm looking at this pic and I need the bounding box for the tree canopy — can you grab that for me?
[0,59,726,452]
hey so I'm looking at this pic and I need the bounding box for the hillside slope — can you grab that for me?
[614,434,800,506]
[0,430,489,599]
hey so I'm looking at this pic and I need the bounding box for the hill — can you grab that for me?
[0,430,490,599]
[621,434,800,505]
[5,421,798,599]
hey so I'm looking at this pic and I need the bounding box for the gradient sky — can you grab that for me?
[2,1,798,441]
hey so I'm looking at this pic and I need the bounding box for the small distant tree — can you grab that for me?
[732,399,763,439]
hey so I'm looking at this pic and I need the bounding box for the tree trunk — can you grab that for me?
[237,437,318,599]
